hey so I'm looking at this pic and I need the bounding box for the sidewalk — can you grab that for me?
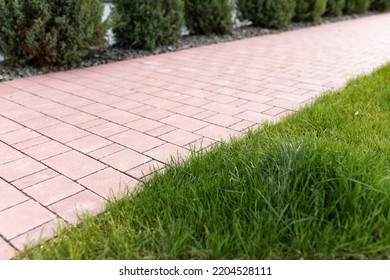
[1,13,390,260]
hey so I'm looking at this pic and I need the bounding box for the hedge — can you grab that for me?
[112,0,184,50]
[184,0,233,35]
[237,0,296,29]
[294,0,328,22]
[0,0,107,66]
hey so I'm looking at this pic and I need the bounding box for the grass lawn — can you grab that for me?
[19,63,390,260]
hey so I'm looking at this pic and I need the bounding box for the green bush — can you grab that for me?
[184,0,233,35]
[325,0,346,16]
[294,0,328,22]
[112,0,184,50]
[343,0,371,13]
[237,0,296,29]
[0,0,107,66]
[370,0,390,11]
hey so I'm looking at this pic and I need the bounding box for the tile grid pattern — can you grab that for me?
[1,14,390,259]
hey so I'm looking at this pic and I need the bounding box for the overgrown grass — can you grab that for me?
[19,63,390,259]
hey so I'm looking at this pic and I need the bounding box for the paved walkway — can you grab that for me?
[1,14,390,259]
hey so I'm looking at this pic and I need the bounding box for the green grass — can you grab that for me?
[19,63,390,260]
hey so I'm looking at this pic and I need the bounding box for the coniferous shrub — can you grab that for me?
[370,0,390,11]
[325,0,346,16]
[184,0,233,35]
[343,0,371,13]
[112,0,184,50]
[294,0,328,22]
[237,0,296,29]
[0,0,107,66]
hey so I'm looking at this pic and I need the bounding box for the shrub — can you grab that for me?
[370,0,390,11]
[0,0,107,66]
[237,0,296,29]
[112,0,184,50]
[325,0,346,16]
[184,0,233,35]
[343,0,371,13]
[294,0,328,22]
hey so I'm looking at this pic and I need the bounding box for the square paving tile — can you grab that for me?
[58,96,94,108]
[204,113,241,127]
[0,179,29,211]
[109,129,165,152]
[0,200,56,239]
[44,106,80,118]
[126,160,165,179]
[195,124,241,142]
[10,219,61,251]
[159,129,202,146]
[2,107,44,122]
[22,116,61,130]
[239,101,273,113]
[78,168,137,199]
[77,118,107,129]
[92,93,126,105]
[13,136,50,150]
[19,97,62,113]
[49,190,106,224]
[67,134,112,153]
[209,87,240,96]
[229,120,256,132]
[12,169,59,190]
[0,157,46,182]
[185,137,217,151]
[125,118,164,133]
[146,124,176,137]
[262,106,288,116]
[145,143,189,164]
[43,150,106,180]
[234,110,276,123]
[87,122,129,138]
[23,140,71,161]
[0,99,17,112]
[111,100,143,111]
[233,92,274,103]
[266,98,302,111]
[180,96,211,107]
[100,149,151,172]
[202,102,244,116]
[228,98,249,107]
[169,105,205,117]
[269,92,311,103]
[0,128,41,145]
[99,109,140,124]
[24,175,84,206]
[0,83,19,94]
[136,85,162,94]
[143,97,181,110]
[135,108,171,120]
[87,143,125,159]
[130,104,154,114]
[0,142,24,164]
[0,117,22,135]
[160,114,208,132]
[209,89,240,99]
[192,110,217,121]
[39,123,90,143]
[0,238,15,260]
[60,112,98,126]
[79,103,112,114]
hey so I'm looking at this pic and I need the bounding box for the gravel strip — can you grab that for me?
[0,12,379,83]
